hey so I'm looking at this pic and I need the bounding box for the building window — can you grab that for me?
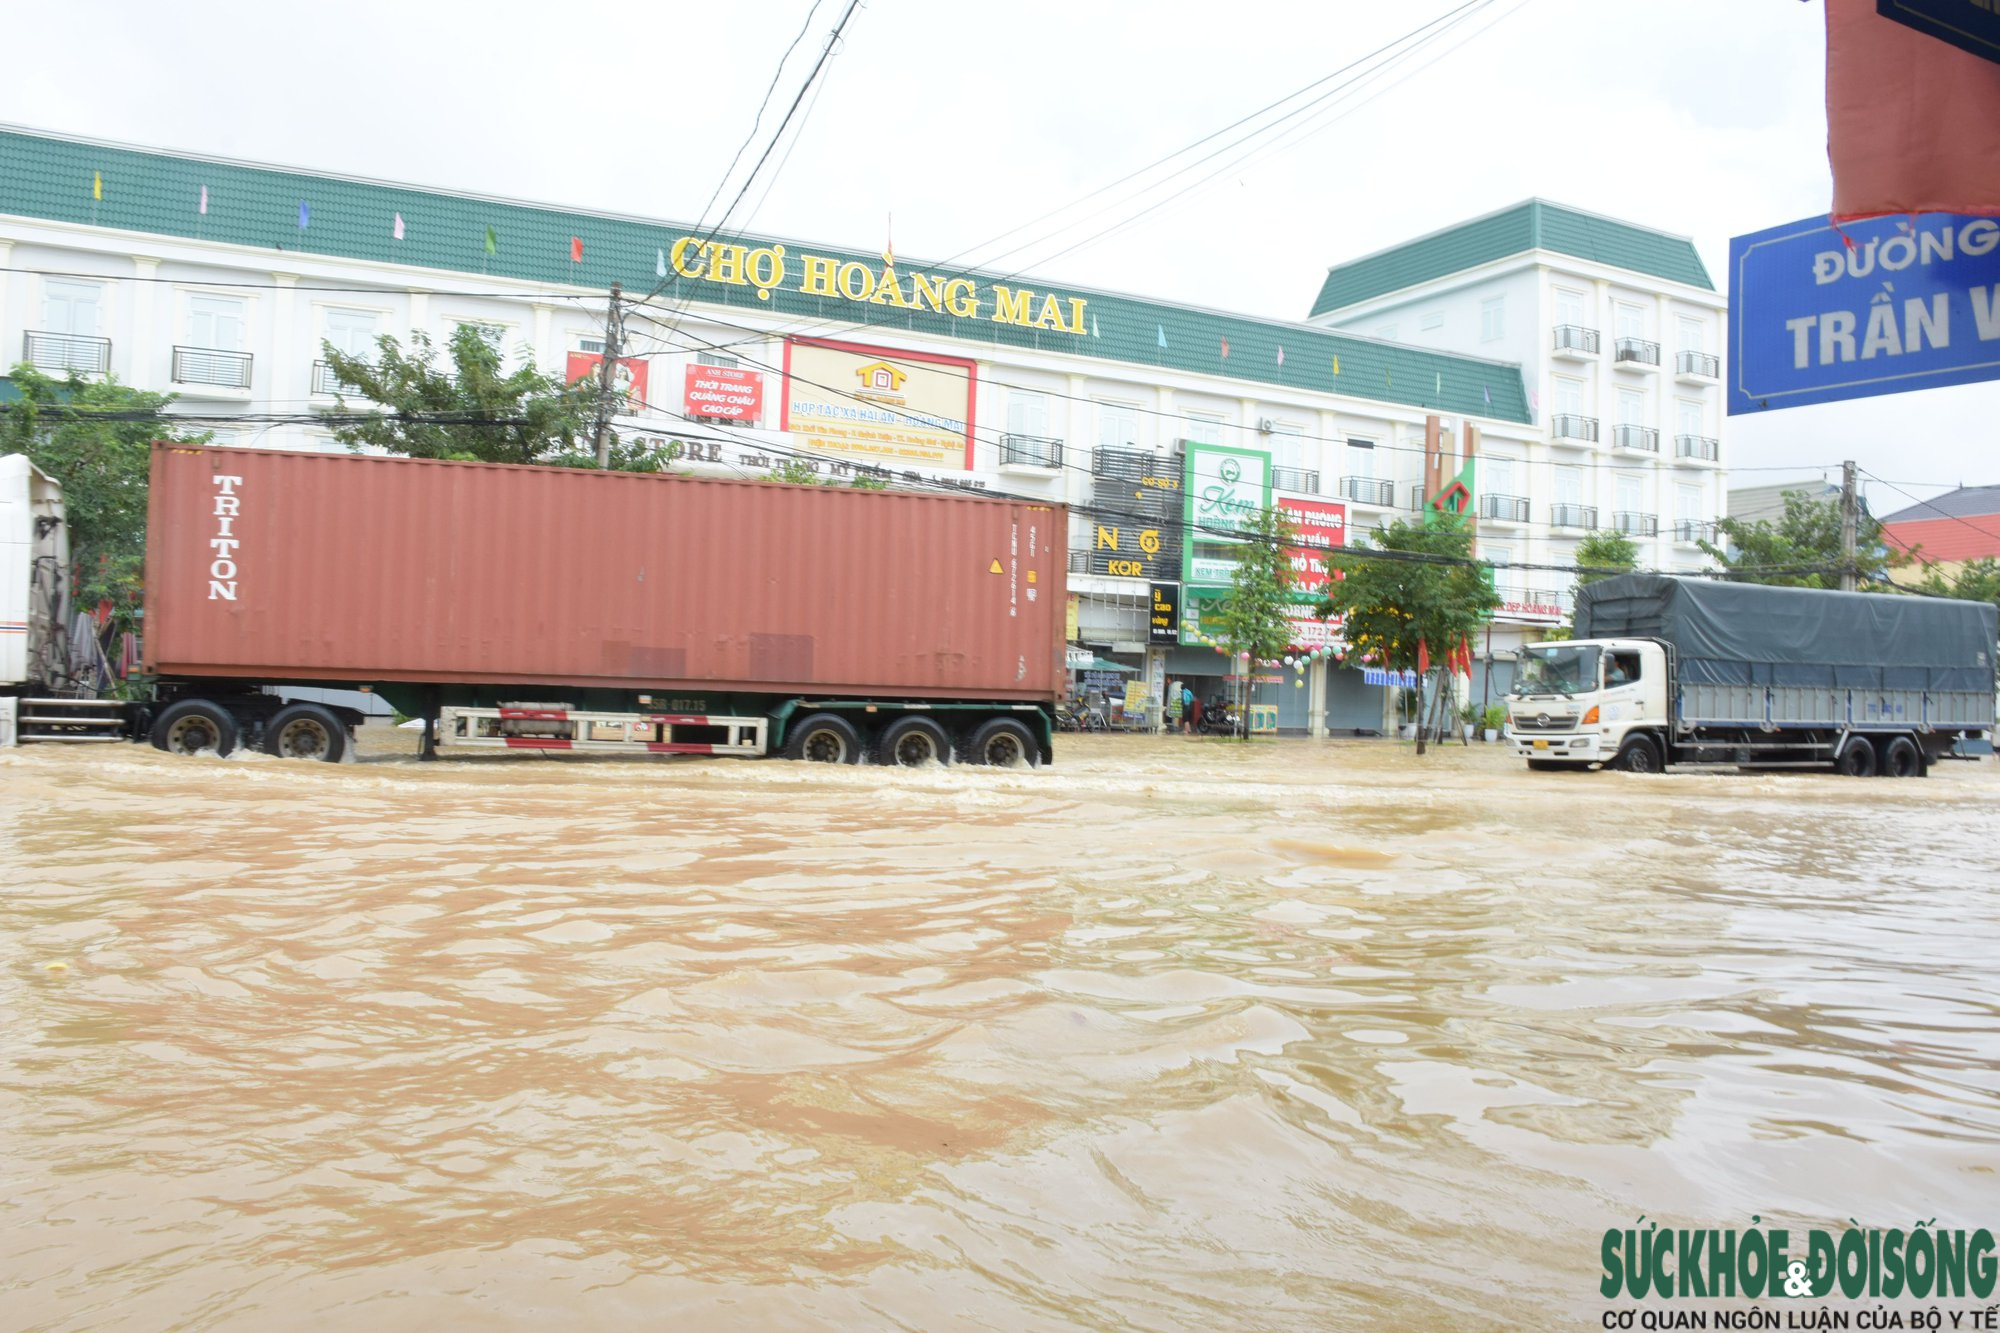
[577,337,605,354]
[1617,388,1644,426]
[1485,454,1516,496]
[1007,389,1050,437]
[1554,376,1585,417]
[1616,473,1644,515]
[1096,400,1140,451]
[697,352,738,368]
[1677,315,1705,354]
[1346,437,1376,477]
[1421,311,1445,332]
[1615,302,1646,342]
[322,308,378,360]
[1554,465,1584,506]
[1481,297,1505,342]
[1677,398,1703,437]
[1185,412,1226,445]
[1676,483,1702,527]
[457,322,507,354]
[190,294,247,351]
[1555,287,1586,328]
[44,278,104,337]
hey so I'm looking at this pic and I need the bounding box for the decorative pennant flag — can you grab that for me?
[1385,368,1392,387]
[1156,325,1168,349]
[1435,371,1442,396]
[570,236,583,263]
[1331,355,1340,375]
[883,213,894,268]
[298,201,310,230]
[198,185,208,216]
[484,225,498,256]
[1417,637,1430,677]
[392,212,405,240]
[1091,315,1100,338]
[1276,345,1285,367]
[1219,337,1230,359]
[655,248,667,278]
[92,171,102,202]
[1482,383,1490,406]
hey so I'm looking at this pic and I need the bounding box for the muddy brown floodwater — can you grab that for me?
[2,733,1998,1330]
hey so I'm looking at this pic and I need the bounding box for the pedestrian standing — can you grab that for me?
[1184,684,1201,734]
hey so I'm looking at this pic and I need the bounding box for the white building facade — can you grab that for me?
[0,131,1716,733]
[1308,200,1728,648]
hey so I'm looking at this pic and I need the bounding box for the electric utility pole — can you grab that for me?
[593,282,623,469]
[1839,458,1859,592]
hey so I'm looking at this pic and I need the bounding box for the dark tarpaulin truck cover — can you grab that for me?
[1573,574,1998,693]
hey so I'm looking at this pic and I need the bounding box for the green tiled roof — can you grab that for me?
[0,127,1529,425]
[1310,200,1714,317]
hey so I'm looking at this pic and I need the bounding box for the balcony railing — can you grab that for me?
[1676,350,1720,379]
[1479,493,1530,523]
[1614,337,1661,367]
[173,346,253,389]
[1551,325,1600,355]
[23,331,111,374]
[1550,503,1598,530]
[1675,434,1719,461]
[1613,511,1659,537]
[1000,433,1064,469]
[1270,465,1320,494]
[1612,424,1659,452]
[1674,519,1719,544]
[311,359,367,397]
[1551,413,1599,443]
[1338,476,1394,507]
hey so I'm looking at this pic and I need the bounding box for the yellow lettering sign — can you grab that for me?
[991,285,1033,327]
[1096,524,1119,550]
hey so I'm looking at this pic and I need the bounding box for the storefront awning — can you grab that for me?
[1072,656,1139,673]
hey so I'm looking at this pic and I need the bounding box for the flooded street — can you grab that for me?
[3,734,1997,1329]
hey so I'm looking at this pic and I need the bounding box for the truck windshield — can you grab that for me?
[1516,645,1600,697]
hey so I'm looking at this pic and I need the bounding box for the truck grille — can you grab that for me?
[1511,711,1580,733]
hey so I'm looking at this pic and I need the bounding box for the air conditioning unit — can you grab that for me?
[1256,418,1275,434]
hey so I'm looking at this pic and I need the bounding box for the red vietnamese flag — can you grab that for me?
[1417,637,1430,677]
[1827,0,2000,219]
[570,236,583,262]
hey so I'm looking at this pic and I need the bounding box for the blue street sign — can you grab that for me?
[1878,0,2000,66]
[1728,211,2000,414]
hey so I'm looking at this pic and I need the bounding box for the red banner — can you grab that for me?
[1279,496,1347,650]
[1828,0,2000,219]
[564,352,650,409]
[683,364,765,422]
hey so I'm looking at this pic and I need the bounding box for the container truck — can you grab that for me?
[1508,573,1997,776]
[1,445,1067,766]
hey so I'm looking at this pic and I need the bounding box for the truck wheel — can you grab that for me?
[1880,735,1923,778]
[785,712,862,764]
[966,717,1038,768]
[149,699,239,757]
[876,716,951,767]
[1610,735,1661,774]
[1836,738,1877,777]
[264,703,348,763]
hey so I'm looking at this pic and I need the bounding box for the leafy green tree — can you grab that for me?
[1321,512,1498,755]
[1547,527,1641,638]
[1915,557,2000,693]
[0,364,207,609]
[1205,506,1297,740]
[1698,491,1890,589]
[321,326,602,465]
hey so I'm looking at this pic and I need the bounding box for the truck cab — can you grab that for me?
[1508,638,1671,772]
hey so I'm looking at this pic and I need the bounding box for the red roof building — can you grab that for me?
[1881,485,2000,566]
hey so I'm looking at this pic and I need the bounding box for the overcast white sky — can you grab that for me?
[2,0,1986,515]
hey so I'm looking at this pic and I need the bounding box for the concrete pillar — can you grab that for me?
[266,273,298,442]
[1308,659,1328,739]
[128,257,159,388]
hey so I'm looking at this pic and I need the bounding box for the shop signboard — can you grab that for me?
[1496,592,1565,624]
[1065,593,1080,643]
[1148,582,1180,644]
[782,336,976,469]
[683,363,764,421]
[1728,210,2000,413]
[1182,443,1272,587]
[565,352,650,409]
[1278,496,1346,650]
[1090,447,1183,578]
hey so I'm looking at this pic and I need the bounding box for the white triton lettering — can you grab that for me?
[207,474,244,600]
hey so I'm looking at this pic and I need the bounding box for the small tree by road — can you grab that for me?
[1548,527,1640,638]
[1205,506,1297,739]
[1698,491,1890,588]
[1321,513,1498,755]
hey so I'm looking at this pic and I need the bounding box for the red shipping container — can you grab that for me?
[144,446,1067,701]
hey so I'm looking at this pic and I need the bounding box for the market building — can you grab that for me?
[0,127,1725,734]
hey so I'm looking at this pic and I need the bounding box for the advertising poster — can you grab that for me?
[783,336,976,470]
[564,352,650,409]
[1279,496,1346,650]
[1148,582,1180,644]
[1090,448,1183,578]
[683,363,764,421]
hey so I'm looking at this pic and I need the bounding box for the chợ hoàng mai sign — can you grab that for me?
[1729,211,2000,413]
